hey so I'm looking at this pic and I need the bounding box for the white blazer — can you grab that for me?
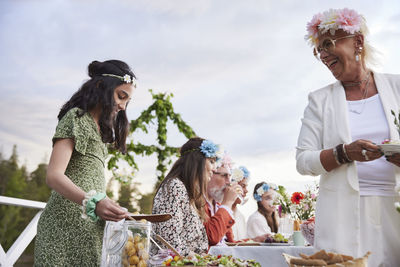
[296,72,400,257]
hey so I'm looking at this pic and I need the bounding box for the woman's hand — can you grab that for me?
[385,153,400,167]
[345,139,383,162]
[253,233,272,242]
[95,197,128,221]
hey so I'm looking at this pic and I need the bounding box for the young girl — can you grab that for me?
[247,182,280,241]
[34,60,136,266]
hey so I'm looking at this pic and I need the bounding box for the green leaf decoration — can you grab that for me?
[108,89,196,183]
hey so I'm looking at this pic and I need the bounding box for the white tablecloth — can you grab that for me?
[209,245,316,267]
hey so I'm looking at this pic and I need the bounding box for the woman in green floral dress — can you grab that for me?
[34,60,136,266]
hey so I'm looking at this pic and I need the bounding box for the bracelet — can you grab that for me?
[342,144,352,162]
[336,144,353,164]
[81,190,106,222]
[332,147,341,165]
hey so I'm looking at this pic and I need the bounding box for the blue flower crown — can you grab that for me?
[253,182,278,202]
[181,139,221,159]
[239,166,250,179]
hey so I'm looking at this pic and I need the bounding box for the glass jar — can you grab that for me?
[102,220,151,267]
[121,221,151,267]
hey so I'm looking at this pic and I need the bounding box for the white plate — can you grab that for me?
[260,242,291,246]
[378,144,400,155]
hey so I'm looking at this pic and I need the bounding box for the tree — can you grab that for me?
[0,146,29,250]
[137,191,156,214]
[27,163,51,202]
[117,182,140,213]
[108,90,196,182]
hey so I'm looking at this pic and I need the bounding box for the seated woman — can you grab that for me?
[152,137,218,255]
[247,182,280,241]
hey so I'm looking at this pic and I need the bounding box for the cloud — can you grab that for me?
[1,0,400,200]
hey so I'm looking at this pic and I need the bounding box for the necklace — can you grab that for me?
[342,71,371,87]
[347,72,372,114]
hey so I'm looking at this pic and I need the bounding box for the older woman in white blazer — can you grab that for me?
[297,8,400,267]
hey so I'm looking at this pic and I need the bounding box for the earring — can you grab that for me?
[355,47,363,62]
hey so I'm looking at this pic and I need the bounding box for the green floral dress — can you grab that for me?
[34,108,108,267]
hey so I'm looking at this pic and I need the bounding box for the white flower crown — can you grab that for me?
[102,73,137,87]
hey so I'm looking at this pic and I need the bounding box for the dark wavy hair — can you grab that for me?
[58,60,136,153]
[254,182,279,233]
[154,137,209,221]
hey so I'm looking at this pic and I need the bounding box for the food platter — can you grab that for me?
[127,213,172,223]
[378,144,400,156]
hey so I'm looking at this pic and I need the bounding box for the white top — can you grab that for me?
[246,211,271,239]
[348,94,396,196]
[232,207,247,240]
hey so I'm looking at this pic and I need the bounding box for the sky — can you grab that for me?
[1,0,400,217]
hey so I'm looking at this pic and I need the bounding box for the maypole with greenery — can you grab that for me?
[108,89,196,183]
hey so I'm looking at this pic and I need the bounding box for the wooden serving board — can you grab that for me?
[127,213,172,223]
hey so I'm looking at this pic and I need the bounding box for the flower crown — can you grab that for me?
[253,182,278,202]
[181,139,223,159]
[102,73,137,87]
[218,151,234,171]
[305,8,367,46]
[231,166,250,182]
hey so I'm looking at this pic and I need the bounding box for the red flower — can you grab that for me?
[291,192,304,204]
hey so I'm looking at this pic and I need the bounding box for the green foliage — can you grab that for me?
[275,185,292,215]
[0,146,51,253]
[137,191,156,214]
[108,89,196,182]
[391,109,400,134]
[117,181,140,213]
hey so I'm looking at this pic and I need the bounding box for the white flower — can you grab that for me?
[269,183,278,190]
[123,74,132,83]
[231,168,244,182]
[256,186,265,197]
[290,205,297,213]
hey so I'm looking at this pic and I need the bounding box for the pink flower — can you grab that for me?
[306,13,323,39]
[220,152,233,170]
[336,8,362,34]
[311,194,316,199]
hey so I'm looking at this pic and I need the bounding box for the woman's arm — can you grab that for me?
[297,92,382,174]
[46,138,85,204]
[247,214,271,239]
[46,138,126,221]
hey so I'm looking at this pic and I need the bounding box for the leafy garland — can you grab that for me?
[107,89,196,183]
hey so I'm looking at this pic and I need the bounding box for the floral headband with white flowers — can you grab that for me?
[231,166,250,183]
[305,8,368,46]
[102,73,137,87]
[253,182,278,202]
[181,139,223,159]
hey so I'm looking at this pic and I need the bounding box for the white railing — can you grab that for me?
[0,196,46,267]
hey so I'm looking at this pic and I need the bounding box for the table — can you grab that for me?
[209,245,316,267]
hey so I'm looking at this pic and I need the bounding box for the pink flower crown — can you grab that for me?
[305,8,368,46]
